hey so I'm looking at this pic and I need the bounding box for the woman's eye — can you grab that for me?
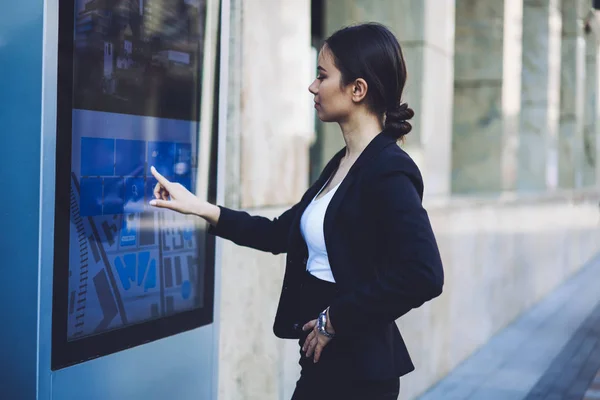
[317,75,325,80]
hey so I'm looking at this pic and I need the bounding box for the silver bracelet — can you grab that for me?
[317,308,335,338]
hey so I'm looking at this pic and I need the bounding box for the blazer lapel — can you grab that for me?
[323,131,397,269]
[287,147,346,260]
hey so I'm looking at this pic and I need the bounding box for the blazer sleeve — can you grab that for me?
[328,167,444,336]
[207,203,301,255]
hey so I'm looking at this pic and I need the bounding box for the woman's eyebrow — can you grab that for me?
[317,66,327,72]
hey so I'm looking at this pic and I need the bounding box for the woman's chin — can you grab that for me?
[317,114,334,123]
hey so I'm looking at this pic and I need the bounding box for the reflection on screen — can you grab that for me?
[67,0,207,341]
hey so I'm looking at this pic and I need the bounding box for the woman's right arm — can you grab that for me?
[205,204,301,254]
[148,166,298,254]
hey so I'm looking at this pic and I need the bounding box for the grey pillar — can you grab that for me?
[583,29,598,186]
[596,34,600,188]
[518,0,562,191]
[558,0,587,189]
[452,0,522,194]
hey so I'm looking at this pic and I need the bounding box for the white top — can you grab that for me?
[299,182,341,283]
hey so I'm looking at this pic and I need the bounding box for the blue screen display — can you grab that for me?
[78,140,193,217]
[67,0,207,341]
[115,139,146,177]
[81,138,115,176]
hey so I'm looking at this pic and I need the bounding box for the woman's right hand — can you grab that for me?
[149,166,204,216]
[149,166,221,225]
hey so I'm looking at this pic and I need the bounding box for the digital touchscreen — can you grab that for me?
[66,0,208,341]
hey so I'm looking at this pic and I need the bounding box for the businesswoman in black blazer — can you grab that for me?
[150,23,444,400]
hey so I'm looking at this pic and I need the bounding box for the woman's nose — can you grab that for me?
[308,80,318,95]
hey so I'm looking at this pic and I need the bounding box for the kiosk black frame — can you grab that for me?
[51,0,217,371]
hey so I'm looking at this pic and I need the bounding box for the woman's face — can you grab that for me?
[308,47,355,123]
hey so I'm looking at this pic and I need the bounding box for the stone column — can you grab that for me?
[224,0,243,208]
[597,34,600,188]
[322,0,456,198]
[583,29,598,186]
[452,0,522,194]
[518,0,562,191]
[558,0,586,189]
[219,3,313,399]
[238,0,313,208]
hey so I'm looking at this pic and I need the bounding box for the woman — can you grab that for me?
[150,23,444,400]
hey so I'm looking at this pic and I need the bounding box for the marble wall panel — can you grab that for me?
[423,0,456,56]
[454,0,505,82]
[501,0,525,191]
[420,44,454,197]
[217,232,288,400]
[558,1,586,189]
[401,42,425,144]
[597,42,600,187]
[558,119,578,187]
[452,0,524,194]
[224,0,242,208]
[452,83,504,193]
[583,37,598,186]
[239,0,312,208]
[521,5,553,107]
[562,0,579,35]
[517,0,562,191]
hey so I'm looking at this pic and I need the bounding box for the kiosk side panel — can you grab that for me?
[0,1,44,398]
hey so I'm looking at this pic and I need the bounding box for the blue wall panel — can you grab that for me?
[0,1,44,398]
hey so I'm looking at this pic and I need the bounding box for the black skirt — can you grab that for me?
[290,270,400,400]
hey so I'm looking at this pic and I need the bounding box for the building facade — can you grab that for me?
[216,1,600,398]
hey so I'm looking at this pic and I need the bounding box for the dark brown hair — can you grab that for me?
[324,23,414,139]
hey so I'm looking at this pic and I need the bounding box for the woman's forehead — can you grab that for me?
[318,47,334,67]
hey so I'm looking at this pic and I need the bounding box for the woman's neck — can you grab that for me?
[338,111,384,161]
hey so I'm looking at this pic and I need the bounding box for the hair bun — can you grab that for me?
[385,102,414,138]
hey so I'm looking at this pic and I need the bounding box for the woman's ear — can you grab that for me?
[350,78,368,103]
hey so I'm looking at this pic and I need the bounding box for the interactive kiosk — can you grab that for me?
[0,0,227,398]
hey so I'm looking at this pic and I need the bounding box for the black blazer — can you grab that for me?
[209,130,444,379]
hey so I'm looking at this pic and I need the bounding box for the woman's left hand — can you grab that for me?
[301,310,336,363]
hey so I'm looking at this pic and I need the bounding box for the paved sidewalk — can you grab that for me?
[583,369,600,400]
[523,297,600,399]
[418,253,600,400]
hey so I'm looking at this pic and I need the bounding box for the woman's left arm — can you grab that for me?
[327,167,444,337]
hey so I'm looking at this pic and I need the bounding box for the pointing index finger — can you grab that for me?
[150,166,172,188]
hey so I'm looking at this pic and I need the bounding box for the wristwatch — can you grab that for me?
[317,307,335,338]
